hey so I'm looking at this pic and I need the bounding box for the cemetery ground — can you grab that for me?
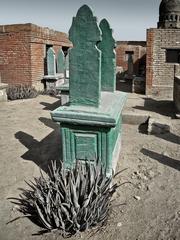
[0,94,179,240]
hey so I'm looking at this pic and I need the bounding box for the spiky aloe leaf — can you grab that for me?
[8,160,125,237]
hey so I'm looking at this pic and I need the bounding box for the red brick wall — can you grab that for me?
[116,41,146,76]
[30,43,44,88]
[0,23,72,89]
[0,30,31,86]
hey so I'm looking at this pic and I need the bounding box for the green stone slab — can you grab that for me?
[51,91,127,126]
[74,133,98,161]
[98,19,116,92]
[57,49,65,74]
[47,47,56,75]
[68,5,102,107]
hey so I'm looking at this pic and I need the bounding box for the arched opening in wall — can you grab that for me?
[126,51,134,79]
[62,46,69,56]
[116,51,134,93]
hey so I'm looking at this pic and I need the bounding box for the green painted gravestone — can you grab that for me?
[47,47,56,76]
[69,5,101,107]
[57,49,65,75]
[51,5,127,175]
[98,19,116,92]
[43,47,65,90]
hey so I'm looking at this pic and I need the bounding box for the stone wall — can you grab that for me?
[146,28,180,99]
[0,23,72,90]
[116,41,146,76]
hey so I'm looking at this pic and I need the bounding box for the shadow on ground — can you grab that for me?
[15,117,62,173]
[155,132,180,145]
[141,148,180,171]
[139,121,180,145]
[40,98,61,111]
[134,98,176,117]
[116,78,132,93]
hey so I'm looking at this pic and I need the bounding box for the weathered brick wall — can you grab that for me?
[146,28,180,99]
[0,27,31,86]
[30,25,72,90]
[116,41,146,75]
[0,23,72,90]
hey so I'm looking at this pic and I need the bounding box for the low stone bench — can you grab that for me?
[43,74,64,91]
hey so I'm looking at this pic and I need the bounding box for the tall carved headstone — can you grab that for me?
[69,5,101,107]
[47,47,56,76]
[51,5,127,175]
[98,19,116,92]
[57,49,65,74]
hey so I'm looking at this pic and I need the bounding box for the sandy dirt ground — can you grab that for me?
[0,95,179,240]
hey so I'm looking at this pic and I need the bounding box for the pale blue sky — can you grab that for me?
[1,0,161,40]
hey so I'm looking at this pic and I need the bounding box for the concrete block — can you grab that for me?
[148,117,171,135]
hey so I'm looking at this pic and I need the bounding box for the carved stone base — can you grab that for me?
[51,91,127,175]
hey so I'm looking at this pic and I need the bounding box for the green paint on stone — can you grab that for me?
[69,5,102,107]
[75,133,97,161]
[51,5,127,176]
[47,47,56,75]
[98,19,116,92]
[51,91,127,174]
[57,49,65,74]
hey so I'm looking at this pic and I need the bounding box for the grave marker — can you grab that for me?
[69,5,101,107]
[51,5,127,176]
[57,49,65,74]
[47,47,56,76]
[98,19,116,92]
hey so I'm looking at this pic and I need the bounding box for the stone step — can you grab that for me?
[122,111,149,125]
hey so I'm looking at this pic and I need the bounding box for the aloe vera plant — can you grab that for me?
[9,161,119,237]
[7,84,38,100]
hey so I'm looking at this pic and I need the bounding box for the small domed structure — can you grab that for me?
[158,0,180,28]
